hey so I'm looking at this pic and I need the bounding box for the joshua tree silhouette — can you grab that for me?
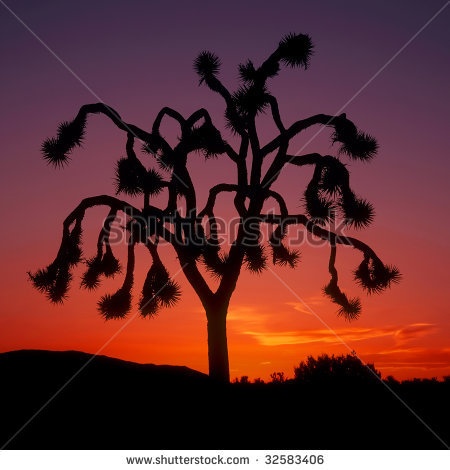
[29,33,400,383]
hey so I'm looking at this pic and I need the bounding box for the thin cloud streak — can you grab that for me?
[243,323,436,347]
[395,323,438,341]
[366,347,450,370]
[286,299,324,316]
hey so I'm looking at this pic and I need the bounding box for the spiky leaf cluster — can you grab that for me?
[304,161,374,229]
[28,223,83,303]
[269,242,300,268]
[224,107,244,135]
[238,60,257,83]
[232,84,271,118]
[41,117,86,167]
[59,223,83,267]
[139,264,181,317]
[194,51,221,84]
[238,59,281,85]
[304,183,335,225]
[354,257,401,294]
[244,244,267,274]
[28,262,72,304]
[98,288,132,319]
[183,122,227,158]
[202,243,229,280]
[318,159,349,196]
[332,116,378,161]
[323,282,361,320]
[339,131,378,161]
[276,33,314,69]
[115,157,145,195]
[141,133,164,156]
[155,147,177,171]
[81,248,121,290]
[115,157,165,196]
[340,190,375,229]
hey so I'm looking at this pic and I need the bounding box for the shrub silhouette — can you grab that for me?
[29,33,400,383]
[294,353,381,384]
[269,371,287,384]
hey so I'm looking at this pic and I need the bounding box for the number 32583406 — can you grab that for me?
[264,454,324,465]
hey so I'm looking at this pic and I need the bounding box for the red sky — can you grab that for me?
[1,0,449,382]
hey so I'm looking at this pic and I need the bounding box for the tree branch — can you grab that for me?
[63,195,175,246]
[95,208,118,257]
[248,120,262,186]
[152,107,186,133]
[267,95,285,132]
[63,195,141,228]
[186,108,213,127]
[265,190,289,217]
[260,113,343,157]
[215,225,246,304]
[232,137,249,216]
[198,184,240,217]
[223,143,239,163]
[76,103,173,156]
[201,75,247,137]
[260,139,289,188]
[262,213,379,260]
[175,248,215,307]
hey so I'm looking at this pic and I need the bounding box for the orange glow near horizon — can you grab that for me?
[2,233,450,383]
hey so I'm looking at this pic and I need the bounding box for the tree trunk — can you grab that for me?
[206,306,229,383]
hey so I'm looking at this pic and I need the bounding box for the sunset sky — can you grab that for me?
[1,0,449,382]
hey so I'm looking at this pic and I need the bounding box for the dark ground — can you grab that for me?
[0,350,448,450]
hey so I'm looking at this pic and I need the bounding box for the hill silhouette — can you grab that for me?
[0,350,448,450]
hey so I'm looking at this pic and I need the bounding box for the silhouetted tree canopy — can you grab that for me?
[29,33,400,382]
